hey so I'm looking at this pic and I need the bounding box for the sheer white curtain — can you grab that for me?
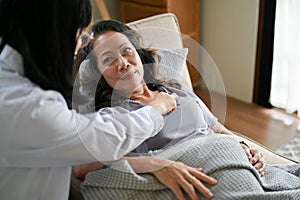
[270,0,300,118]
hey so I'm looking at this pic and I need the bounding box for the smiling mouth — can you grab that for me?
[120,71,136,80]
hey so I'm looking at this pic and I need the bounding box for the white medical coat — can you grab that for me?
[0,45,164,200]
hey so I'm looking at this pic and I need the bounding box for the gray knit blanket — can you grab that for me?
[80,134,300,199]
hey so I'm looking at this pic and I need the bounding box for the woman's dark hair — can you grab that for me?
[0,0,91,104]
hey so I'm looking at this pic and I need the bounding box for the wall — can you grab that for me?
[200,0,259,102]
[91,0,120,21]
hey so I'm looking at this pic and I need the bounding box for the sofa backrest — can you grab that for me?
[127,13,193,90]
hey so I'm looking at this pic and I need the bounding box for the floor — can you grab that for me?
[194,87,300,151]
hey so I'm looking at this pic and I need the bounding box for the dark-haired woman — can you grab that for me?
[72,20,291,200]
[0,1,176,199]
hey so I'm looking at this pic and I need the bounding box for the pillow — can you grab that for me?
[155,48,188,82]
[76,59,100,113]
[78,59,99,99]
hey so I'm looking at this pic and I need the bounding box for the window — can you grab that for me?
[270,0,300,118]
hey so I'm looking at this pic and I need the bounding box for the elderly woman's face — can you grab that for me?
[93,31,144,95]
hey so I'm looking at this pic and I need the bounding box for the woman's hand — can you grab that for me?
[151,161,217,200]
[212,122,266,177]
[150,92,177,115]
[125,157,216,200]
[240,144,266,176]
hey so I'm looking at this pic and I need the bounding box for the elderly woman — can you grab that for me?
[73,20,300,200]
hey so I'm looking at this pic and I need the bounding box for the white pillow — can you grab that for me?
[78,59,99,100]
[155,48,188,82]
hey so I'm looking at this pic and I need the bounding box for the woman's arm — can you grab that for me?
[212,122,266,176]
[134,157,217,200]
[212,122,236,136]
[74,156,217,200]
[73,162,103,180]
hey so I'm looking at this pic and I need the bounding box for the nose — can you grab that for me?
[117,56,130,71]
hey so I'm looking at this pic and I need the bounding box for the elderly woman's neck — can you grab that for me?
[129,84,159,105]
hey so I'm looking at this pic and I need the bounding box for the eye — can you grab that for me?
[122,47,133,56]
[103,57,114,66]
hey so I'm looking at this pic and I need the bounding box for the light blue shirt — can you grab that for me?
[122,86,218,154]
[0,45,164,200]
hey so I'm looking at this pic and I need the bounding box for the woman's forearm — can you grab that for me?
[212,122,237,138]
[121,156,172,174]
[73,162,103,180]
[73,156,170,180]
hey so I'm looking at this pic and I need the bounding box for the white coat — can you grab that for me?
[0,45,164,200]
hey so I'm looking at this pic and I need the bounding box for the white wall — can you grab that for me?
[200,0,259,102]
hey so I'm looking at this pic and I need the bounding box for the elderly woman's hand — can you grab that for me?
[240,143,266,176]
[151,160,217,200]
[150,92,177,115]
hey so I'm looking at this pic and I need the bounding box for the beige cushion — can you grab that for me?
[127,13,193,90]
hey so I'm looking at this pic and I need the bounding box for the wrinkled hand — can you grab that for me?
[150,92,177,115]
[152,161,217,200]
[240,144,266,176]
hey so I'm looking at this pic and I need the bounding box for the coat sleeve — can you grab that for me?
[0,91,164,167]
